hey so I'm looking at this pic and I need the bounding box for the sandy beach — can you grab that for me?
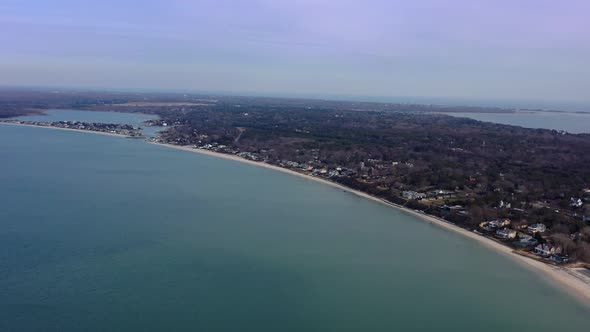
[150,141,590,309]
[0,122,135,138]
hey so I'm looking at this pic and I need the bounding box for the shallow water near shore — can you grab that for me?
[1,122,590,331]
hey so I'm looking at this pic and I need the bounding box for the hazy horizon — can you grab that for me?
[4,83,590,113]
[1,0,589,105]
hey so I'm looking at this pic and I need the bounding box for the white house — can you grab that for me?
[518,234,538,246]
[489,219,511,229]
[534,244,555,257]
[496,228,517,239]
[402,191,426,200]
[528,223,547,233]
[571,197,583,208]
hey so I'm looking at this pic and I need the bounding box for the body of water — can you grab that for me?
[0,114,589,331]
[446,111,590,134]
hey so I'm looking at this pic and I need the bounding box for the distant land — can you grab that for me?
[3,85,590,115]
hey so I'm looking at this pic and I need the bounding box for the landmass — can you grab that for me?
[1,87,590,305]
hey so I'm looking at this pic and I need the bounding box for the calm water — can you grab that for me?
[446,111,590,134]
[1,118,589,331]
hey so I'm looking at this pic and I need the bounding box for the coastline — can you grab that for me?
[0,122,135,138]
[2,121,588,308]
[149,141,590,309]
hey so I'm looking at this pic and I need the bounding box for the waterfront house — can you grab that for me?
[534,244,555,257]
[427,190,456,200]
[438,204,465,216]
[518,234,538,247]
[571,197,583,208]
[488,219,511,229]
[496,228,517,239]
[528,223,547,233]
[402,191,426,200]
[550,254,570,264]
[479,222,492,231]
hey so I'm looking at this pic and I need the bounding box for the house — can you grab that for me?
[439,205,465,216]
[528,223,547,233]
[550,254,569,264]
[328,170,340,177]
[427,190,456,200]
[488,219,511,229]
[496,228,517,239]
[534,244,555,257]
[518,234,538,246]
[402,191,426,200]
[479,222,492,231]
[571,197,583,208]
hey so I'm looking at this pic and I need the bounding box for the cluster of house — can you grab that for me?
[478,220,570,264]
[479,220,548,244]
[402,190,457,201]
[276,160,359,178]
[198,143,233,153]
[533,244,570,264]
[4,120,143,137]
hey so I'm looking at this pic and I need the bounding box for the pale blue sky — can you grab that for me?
[1,0,589,103]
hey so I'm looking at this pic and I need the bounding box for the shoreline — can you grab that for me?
[149,141,590,309]
[0,122,136,138]
[2,121,589,308]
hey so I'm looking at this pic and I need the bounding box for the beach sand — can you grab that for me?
[150,142,590,309]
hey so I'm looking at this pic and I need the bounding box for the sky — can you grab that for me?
[1,0,589,104]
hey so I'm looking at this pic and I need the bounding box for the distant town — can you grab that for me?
[1,119,144,137]
[2,88,590,271]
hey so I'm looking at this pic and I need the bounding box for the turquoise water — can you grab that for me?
[446,111,590,134]
[0,123,589,331]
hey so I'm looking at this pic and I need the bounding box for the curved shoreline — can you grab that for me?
[0,122,135,138]
[149,142,590,309]
[2,122,589,309]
